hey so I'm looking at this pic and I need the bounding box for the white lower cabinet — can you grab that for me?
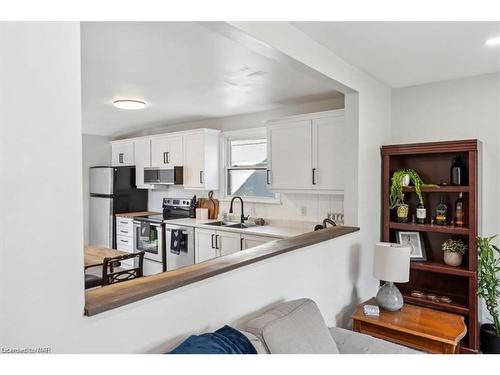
[218,231,241,257]
[241,234,274,250]
[115,217,134,267]
[195,228,241,263]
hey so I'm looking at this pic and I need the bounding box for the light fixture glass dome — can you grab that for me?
[113,99,147,110]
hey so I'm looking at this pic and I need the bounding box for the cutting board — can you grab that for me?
[197,191,219,219]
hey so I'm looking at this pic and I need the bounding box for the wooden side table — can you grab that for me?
[352,298,467,354]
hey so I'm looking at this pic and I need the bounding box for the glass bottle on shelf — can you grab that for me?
[416,201,426,224]
[450,155,466,186]
[454,192,466,227]
[435,195,448,225]
[396,194,409,223]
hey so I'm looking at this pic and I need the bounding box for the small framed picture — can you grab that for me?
[395,231,427,261]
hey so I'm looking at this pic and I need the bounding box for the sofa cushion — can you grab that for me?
[329,327,421,354]
[240,331,269,354]
[245,298,339,354]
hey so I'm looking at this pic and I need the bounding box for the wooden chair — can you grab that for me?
[102,251,145,286]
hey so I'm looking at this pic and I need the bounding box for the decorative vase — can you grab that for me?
[401,174,410,187]
[396,203,409,223]
[480,324,500,354]
[443,251,463,267]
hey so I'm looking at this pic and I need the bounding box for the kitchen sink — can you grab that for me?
[202,221,231,226]
[226,223,254,229]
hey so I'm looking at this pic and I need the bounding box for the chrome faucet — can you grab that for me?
[229,196,249,224]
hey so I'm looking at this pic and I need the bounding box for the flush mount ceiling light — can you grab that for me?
[113,99,147,110]
[485,36,500,47]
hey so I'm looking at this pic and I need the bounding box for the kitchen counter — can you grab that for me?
[162,218,317,239]
[115,211,160,218]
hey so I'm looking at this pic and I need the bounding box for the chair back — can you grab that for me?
[102,251,145,286]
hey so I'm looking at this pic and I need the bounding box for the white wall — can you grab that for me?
[391,73,500,323]
[82,134,111,245]
[0,22,390,353]
[0,23,85,349]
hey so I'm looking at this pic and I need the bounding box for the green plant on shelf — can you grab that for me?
[442,239,468,255]
[390,169,425,209]
[477,235,500,336]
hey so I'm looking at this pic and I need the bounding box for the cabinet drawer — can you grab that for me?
[116,223,133,237]
[116,235,134,252]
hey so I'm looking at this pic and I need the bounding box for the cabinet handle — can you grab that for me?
[266,169,271,185]
[120,230,128,234]
[215,234,219,250]
[200,171,204,184]
[119,153,124,164]
[120,239,128,243]
[312,168,317,185]
[166,152,169,164]
[240,238,244,251]
[163,152,167,164]
[211,234,215,249]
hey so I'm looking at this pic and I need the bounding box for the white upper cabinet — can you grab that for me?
[266,110,345,193]
[111,141,134,166]
[267,119,312,190]
[134,138,153,189]
[312,114,346,191]
[183,130,219,190]
[151,135,183,168]
[109,128,219,191]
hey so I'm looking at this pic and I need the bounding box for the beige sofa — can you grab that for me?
[240,298,420,354]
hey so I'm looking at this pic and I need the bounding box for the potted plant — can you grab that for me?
[441,239,467,266]
[477,235,500,353]
[390,169,424,223]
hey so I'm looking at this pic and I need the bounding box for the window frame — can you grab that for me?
[221,128,281,204]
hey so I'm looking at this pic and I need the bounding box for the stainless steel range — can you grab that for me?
[133,198,195,276]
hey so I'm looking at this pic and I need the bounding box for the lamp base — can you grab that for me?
[376,282,404,311]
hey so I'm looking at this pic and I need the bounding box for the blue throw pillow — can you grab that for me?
[169,325,257,354]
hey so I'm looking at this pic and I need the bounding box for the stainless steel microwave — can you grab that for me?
[144,166,183,185]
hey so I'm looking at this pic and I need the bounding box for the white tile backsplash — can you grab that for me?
[148,187,343,224]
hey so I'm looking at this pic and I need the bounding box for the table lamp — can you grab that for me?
[373,242,411,311]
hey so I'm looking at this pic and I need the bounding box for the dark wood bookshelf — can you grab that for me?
[381,139,479,353]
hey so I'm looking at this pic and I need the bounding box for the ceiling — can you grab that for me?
[81,22,342,136]
[293,22,500,88]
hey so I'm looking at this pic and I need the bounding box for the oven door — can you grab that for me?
[133,221,164,263]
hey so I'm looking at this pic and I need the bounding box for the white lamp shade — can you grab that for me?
[373,242,411,282]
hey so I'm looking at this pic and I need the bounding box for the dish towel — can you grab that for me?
[140,222,150,238]
[170,230,184,255]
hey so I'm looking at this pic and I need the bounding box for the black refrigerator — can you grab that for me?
[89,166,148,248]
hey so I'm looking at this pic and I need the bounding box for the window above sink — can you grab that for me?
[222,128,280,204]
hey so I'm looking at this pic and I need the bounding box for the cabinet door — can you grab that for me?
[195,228,217,263]
[312,115,346,191]
[134,139,153,189]
[267,120,312,190]
[183,133,205,189]
[241,234,274,250]
[151,136,183,168]
[112,142,134,166]
[218,231,241,257]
